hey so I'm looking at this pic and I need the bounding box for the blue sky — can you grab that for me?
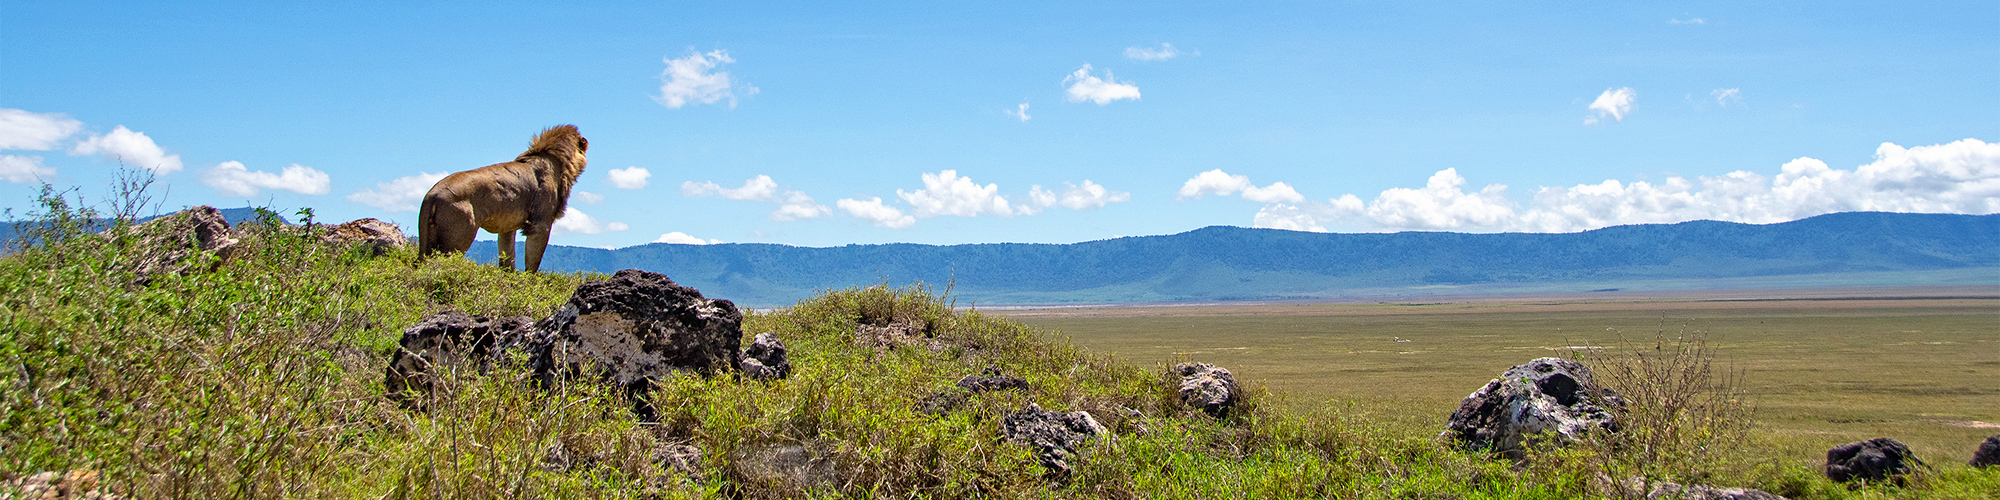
[4,1,1995,248]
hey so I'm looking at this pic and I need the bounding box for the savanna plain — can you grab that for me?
[1000,291,2000,476]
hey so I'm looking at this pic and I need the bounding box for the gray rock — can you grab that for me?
[730,442,839,494]
[741,332,791,381]
[1001,403,1106,478]
[957,367,1027,393]
[322,218,408,256]
[1826,437,1923,484]
[123,205,239,284]
[382,311,534,407]
[1441,357,1624,459]
[1645,481,1787,500]
[528,269,743,420]
[1972,434,2000,467]
[1172,362,1243,417]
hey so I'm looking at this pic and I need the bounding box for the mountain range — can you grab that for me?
[457,212,1999,307]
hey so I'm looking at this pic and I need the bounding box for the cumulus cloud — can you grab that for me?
[1176,169,1305,203]
[1251,195,1365,232]
[837,196,916,229]
[654,231,721,245]
[202,161,331,197]
[70,125,181,173]
[607,166,651,189]
[553,207,629,235]
[1006,102,1031,122]
[1364,168,1516,230]
[1022,180,1131,215]
[1585,87,1636,125]
[1712,88,1743,107]
[898,170,1015,217]
[683,174,829,221]
[1124,43,1184,61]
[347,172,448,212]
[655,49,756,109]
[1064,64,1141,105]
[574,190,605,204]
[0,109,83,151]
[0,155,56,183]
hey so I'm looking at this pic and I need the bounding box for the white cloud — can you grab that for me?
[0,109,83,151]
[772,190,831,221]
[202,161,331,197]
[1124,43,1184,61]
[574,190,605,204]
[1176,169,1305,203]
[70,125,182,173]
[1712,88,1743,107]
[607,166,651,190]
[1007,102,1031,122]
[1669,17,1706,25]
[1585,87,1636,125]
[1022,180,1132,214]
[1063,64,1141,105]
[655,49,755,109]
[1364,168,1517,230]
[1250,195,1366,232]
[552,207,629,235]
[683,174,827,221]
[898,170,1014,217]
[836,196,916,229]
[653,231,722,245]
[0,155,56,183]
[347,172,448,212]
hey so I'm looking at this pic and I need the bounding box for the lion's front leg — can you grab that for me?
[496,229,517,271]
[523,225,551,273]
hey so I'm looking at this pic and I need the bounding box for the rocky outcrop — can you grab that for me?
[1441,357,1624,459]
[1,470,120,499]
[957,367,1027,393]
[1972,434,2000,467]
[1641,481,1786,500]
[528,269,743,420]
[383,311,534,406]
[124,205,239,285]
[1171,362,1243,417]
[1825,438,1923,484]
[740,333,791,381]
[322,218,408,256]
[1001,404,1107,478]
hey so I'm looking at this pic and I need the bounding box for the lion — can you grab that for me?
[418,124,588,272]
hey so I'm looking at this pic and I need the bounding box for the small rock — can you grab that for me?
[528,269,743,420]
[740,332,791,381]
[1972,434,2000,467]
[1171,362,1243,417]
[123,205,239,284]
[1001,403,1106,479]
[382,311,533,406]
[322,218,408,256]
[1825,437,1924,484]
[1440,357,1625,459]
[730,442,839,493]
[1645,481,1787,500]
[1,469,120,499]
[957,367,1027,393]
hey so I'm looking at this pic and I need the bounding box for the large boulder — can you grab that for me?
[322,218,408,256]
[740,332,791,381]
[383,311,534,406]
[1441,357,1624,459]
[1172,362,1243,417]
[1972,434,2000,467]
[124,205,239,284]
[1825,437,1923,484]
[528,269,743,420]
[1001,404,1107,479]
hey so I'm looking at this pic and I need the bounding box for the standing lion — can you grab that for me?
[418,124,588,272]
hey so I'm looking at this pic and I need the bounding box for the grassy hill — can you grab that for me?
[2,196,1996,498]
[470,212,2000,306]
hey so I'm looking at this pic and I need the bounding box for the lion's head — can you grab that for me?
[517,124,589,182]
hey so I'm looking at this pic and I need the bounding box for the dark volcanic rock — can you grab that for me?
[383,311,534,406]
[1441,357,1624,459]
[1001,403,1107,478]
[529,269,743,419]
[1825,437,1923,484]
[957,367,1027,393]
[740,332,791,381]
[1972,434,2000,467]
[322,218,408,256]
[124,205,239,284]
[1171,362,1243,417]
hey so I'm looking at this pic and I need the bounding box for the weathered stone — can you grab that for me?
[740,332,791,381]
[1441,357,1624,459]
[1001,403,1107,478]
[528,269,743,420]
[0,469,121,499]
[1172,362,1243,417]
[382,310,534,406]
[1644,481,1787,500]
[1972,434,2000,467]
[322,218,408,256]
[124,205,239,284]
[854,321,942,352]
[1826,437,1923,484]
[730,442,840,494]
[958,367,1027,393]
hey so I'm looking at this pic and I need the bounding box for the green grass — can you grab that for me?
[1,195,1996,498]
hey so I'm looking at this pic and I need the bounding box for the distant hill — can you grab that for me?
[461,212,2000,307]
